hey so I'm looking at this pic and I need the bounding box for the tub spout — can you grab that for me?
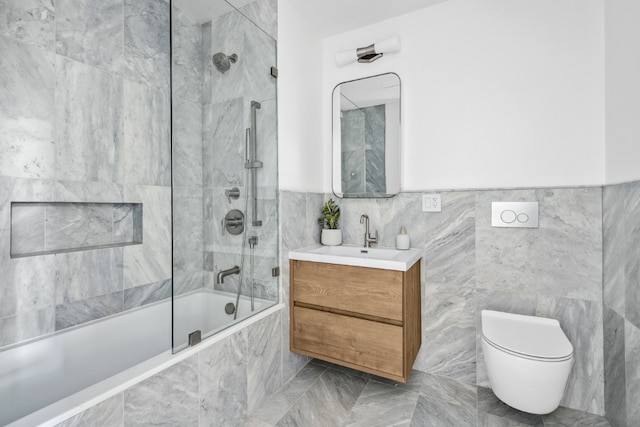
[217,265,240,284]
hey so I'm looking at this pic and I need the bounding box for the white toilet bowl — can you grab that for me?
[481,310,574,415]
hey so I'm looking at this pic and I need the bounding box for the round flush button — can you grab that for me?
[500,210,517,223]
[517,213,530,223]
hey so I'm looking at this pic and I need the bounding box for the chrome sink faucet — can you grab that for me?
[360,214,378,248]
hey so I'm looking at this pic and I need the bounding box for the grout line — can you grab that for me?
[269,362,327,425]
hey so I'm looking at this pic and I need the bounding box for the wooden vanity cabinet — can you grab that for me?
[290,259,421,383]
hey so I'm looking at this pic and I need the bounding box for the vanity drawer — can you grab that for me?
[291,260,403,321]
[292,306,403,377]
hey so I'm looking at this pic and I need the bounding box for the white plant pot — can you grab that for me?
[321,229,342,246]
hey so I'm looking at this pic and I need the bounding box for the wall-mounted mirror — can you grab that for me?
[332,72,401,198]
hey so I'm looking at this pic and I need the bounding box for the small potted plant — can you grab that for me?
[320,198,342,246]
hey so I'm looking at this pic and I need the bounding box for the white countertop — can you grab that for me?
[289,244,422,271]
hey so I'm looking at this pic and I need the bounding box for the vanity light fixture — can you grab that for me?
[335,35,401,66]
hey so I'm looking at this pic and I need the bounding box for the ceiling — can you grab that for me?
[175,0,447,36]
[291,0,447,37]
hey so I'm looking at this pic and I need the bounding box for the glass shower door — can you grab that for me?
[171,0,278,352]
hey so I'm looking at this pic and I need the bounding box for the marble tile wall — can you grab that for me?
[280,188,605,416]
[53,308,284,427]
[602,180,640,427]
[0,0,172,348]
[171,4,205,297]
[202,4,279,303]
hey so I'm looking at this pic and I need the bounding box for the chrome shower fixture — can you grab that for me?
[212,52,238,73]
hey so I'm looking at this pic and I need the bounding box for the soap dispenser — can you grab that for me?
[396,226,410,250]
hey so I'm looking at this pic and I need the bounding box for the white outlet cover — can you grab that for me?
[422,194,441,212]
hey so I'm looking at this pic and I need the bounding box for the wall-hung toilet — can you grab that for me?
[481,310,574,415]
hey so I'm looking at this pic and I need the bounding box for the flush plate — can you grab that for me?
[491,202,538,228]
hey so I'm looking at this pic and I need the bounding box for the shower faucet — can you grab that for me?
[216,265,240,284]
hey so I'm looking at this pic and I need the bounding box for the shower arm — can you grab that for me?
[245,101,263,226]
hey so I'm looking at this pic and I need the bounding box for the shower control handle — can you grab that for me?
[221,209,244,236]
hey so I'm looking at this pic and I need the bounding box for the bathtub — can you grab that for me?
[1,289,278,426]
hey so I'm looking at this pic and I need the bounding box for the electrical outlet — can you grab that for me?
[422,193,441,212]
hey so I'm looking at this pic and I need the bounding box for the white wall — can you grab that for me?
[277,0,325,192]
[322,0,605,191]
[605,0,640,185]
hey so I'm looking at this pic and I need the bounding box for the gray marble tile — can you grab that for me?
[55,0,123,73]
[171,96,203,188]
[424,191,475,285]
[316,359,374,381]
[210,98,245,187]
[0,306,54,347]
[244,418,273,427]
[55,290,122,330]
[10,202,45,255]
[276,368,367,427]
[603,306,626,427]
[56,393,124,427]
[248,310,282,413]
[280,191,307,252]
[172,190,204,295]
[124,355,198,426]
[603,184,626,316]
[364,107,386,195]
[243,27,275,113]
[542,406,610,427]
[250,197,279,257]
[414,282,476,383]
[208,10,244,103]
[54,181,125,203]
[534,188,602,302]
[0,35,55,179]
[123,80,171,186]
[0,179,56,321]
[55,56,123,183]
[626,320,640,427]
[537,296,604,415]
[251,362,326,425]
[200,330,248,426]
[477,412,540,427]
[345,380,419,427]
[304,192,325,246]
[475,289,537,387]
[113,203,134,244]
[123,0,170,89]
[477,386,543,426]
[123,279,171,310]
[342,149,365,195]
[419,373,478,410]
[475,190,537,293]
[625,182,640,330]
[0,0,55,50]
[45,203,113,251]
[132,203,143,242]
[237,0,277,40]
[372,193,425,249]
[0,254,57,318]
[55,248,123,304]
[410,394,476,427]
[171,4,202,102]
[123,185,172,288]
[370,369,425,393]
[254,99,279,190]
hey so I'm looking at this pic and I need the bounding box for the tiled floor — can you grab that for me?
[246,359,610,427]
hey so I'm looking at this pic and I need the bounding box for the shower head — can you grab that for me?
[212,52,238,73]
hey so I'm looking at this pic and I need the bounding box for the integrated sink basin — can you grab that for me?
[289,244,421,271]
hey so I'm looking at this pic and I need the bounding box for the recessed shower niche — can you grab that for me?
[10,202,143,258]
